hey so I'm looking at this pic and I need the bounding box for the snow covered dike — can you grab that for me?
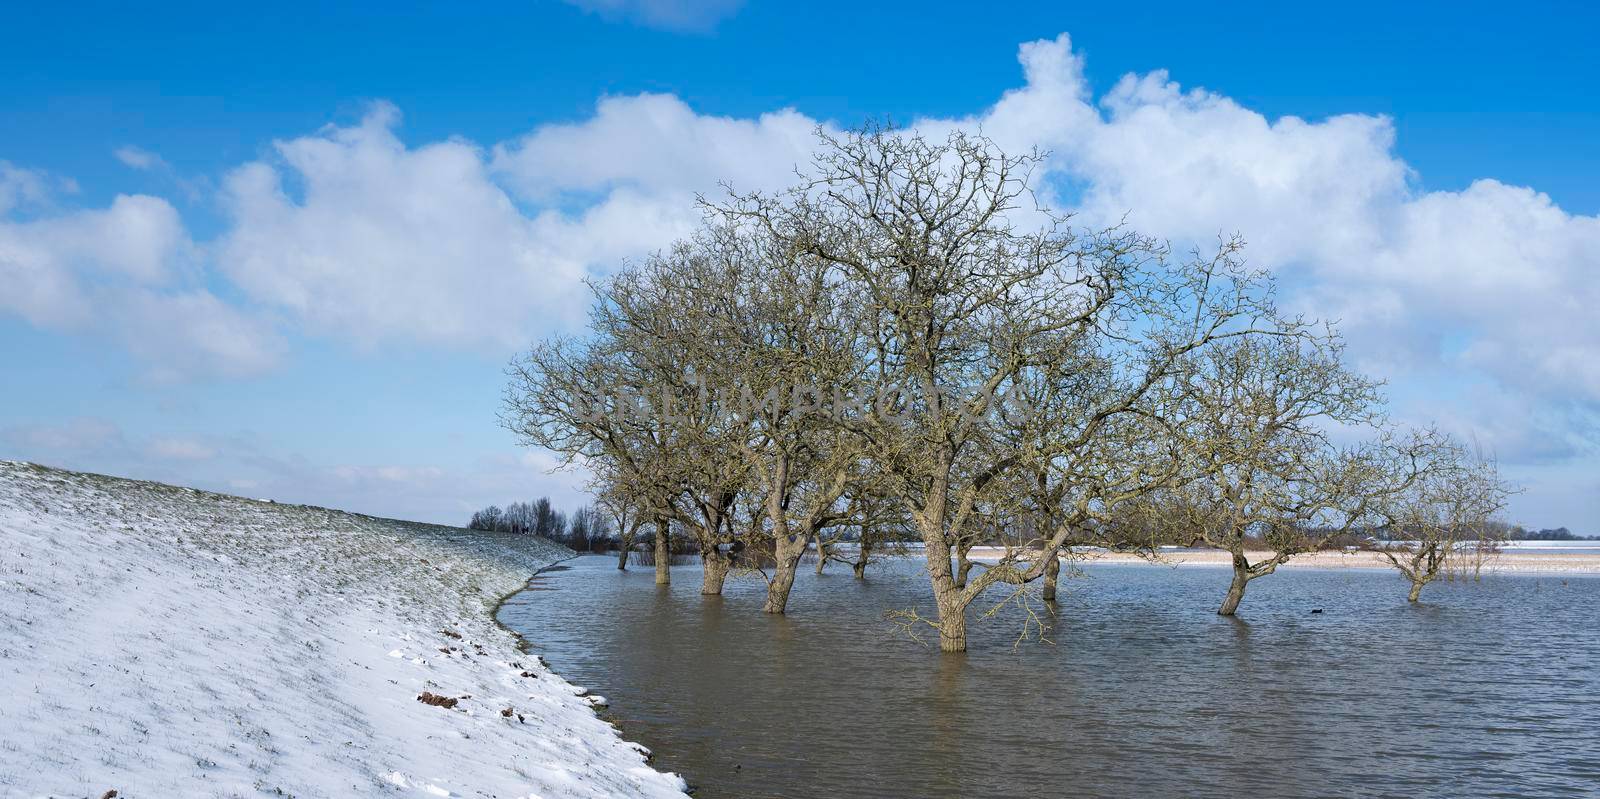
[0,461,689,799]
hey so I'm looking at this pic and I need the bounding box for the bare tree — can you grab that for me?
[467,505,503,531]
[511,225,812,594]
[566,505,611,552]
[598,488,643,570]
[649,222,866,613]
[723,126,1279,651]
[1159,330,1389,615]
[1373,439,1512,601]
[503,334,686,586]
[1463,521,1510,581]
[616,237,798,594]
[815,492,909,578]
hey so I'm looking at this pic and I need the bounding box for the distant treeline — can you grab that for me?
[466,497,614,552]
[1508,526,1596,541]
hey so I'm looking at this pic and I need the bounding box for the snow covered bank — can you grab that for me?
[0,461,688,799]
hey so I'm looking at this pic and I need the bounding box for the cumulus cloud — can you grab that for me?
[491,93,823,285]
[1,193,191,291]
[494,93,818,201]
[218,103,591,350]
[0,177,282,379]
[559,0,744,32]
[114,146,208,201]
[216,98,817,353]
[931,34,1600,458]
[115,290,284,380]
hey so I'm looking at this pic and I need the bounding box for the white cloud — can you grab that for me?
[219,103,590,350]
[8,193,192,287]
[1366,181,1600,397]
[114,146,208,201]
[216,98,819,353]
[559,0,744,32]
[316,455,591,523]
[113,289,283,380]
[920,34,1600,460]
[0,180,282,379]
[1389,379,1596,466]
[114,145,166,171]
[493,94,823,278]
[1,161,55,214]
[494,93,818,201]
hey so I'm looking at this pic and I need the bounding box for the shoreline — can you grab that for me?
[0,462,687,799]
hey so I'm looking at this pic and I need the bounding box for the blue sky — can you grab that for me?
[3,0,1598,529]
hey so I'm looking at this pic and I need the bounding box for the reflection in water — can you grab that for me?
[500,557,1600,798]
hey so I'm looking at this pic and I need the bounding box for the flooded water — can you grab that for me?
[499,556,1600,798]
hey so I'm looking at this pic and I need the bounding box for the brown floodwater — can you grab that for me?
[498,555,1600,798]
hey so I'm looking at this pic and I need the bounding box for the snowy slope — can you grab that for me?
[0,461,688,799]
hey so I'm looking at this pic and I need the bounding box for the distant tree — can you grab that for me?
[467,505,505,532]
[1513,527,1590,541]
[817,492,912,579]
[502,501,532,534]
[554,505,615,553]
[588,507,614,551]
[533,498,555,537]
[469,498,599,550]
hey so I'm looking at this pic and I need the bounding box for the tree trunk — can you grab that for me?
[852,538,871,579]
[700,550,730,595]
[814,537,829,575]
[616,526,635,571]
[1218,562,1249,616]
[936,586,968,653]
[915,472,970,653]
[920,530,969,652]
[1041,548,1060,602]
[764,534,808,613]
[653,519,670,586]
[1408,580,1424,602]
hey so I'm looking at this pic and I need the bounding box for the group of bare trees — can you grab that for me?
[502,126,1512,653]
[467,497,614,552]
